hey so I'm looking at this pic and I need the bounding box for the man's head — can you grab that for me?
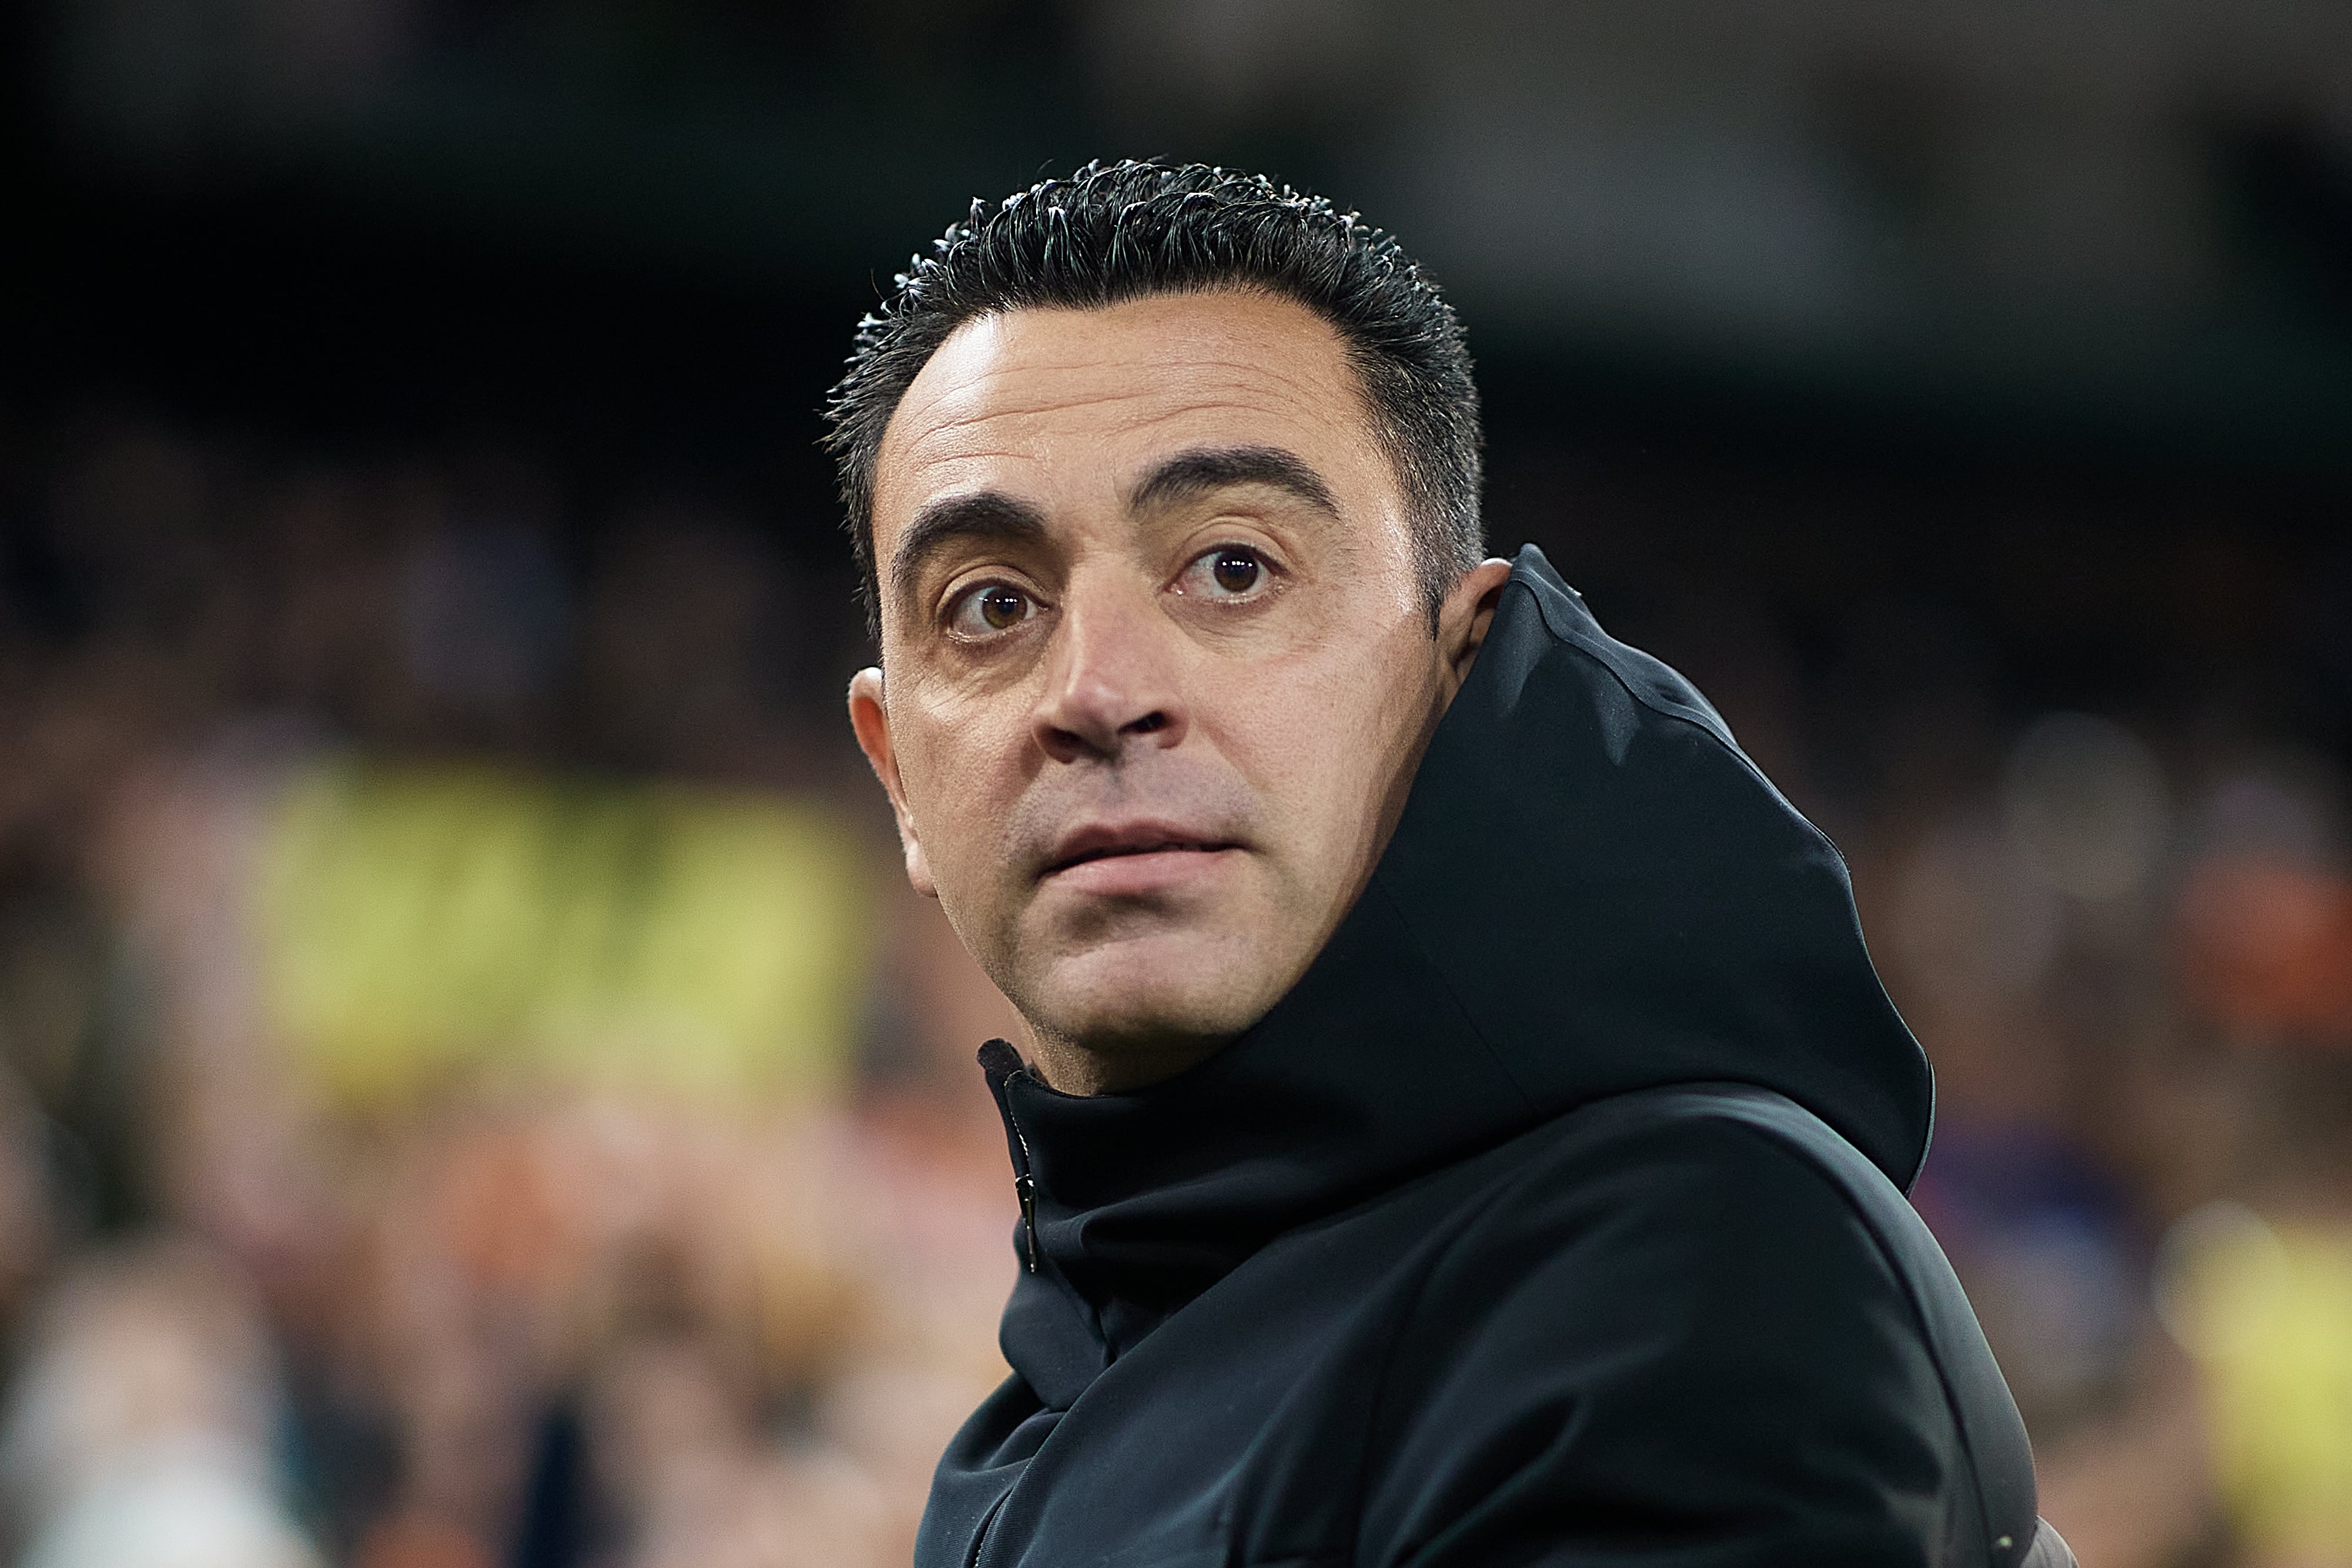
[828,161,1509,1094]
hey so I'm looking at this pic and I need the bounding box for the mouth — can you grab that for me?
[1040,823,1242,882]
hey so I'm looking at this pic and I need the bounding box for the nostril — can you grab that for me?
[1124,712,1170,735]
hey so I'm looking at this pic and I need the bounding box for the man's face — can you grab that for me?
[849,290,1502,1092]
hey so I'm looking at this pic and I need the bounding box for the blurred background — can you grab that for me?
[6,2,2352,1564]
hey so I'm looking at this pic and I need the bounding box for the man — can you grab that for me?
[830,161,2073,1567]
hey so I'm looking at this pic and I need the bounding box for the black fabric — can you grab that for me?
[920,546,2047,1567]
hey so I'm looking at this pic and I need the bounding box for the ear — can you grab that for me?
[1436,557,1515,701]
[847,667,938,898]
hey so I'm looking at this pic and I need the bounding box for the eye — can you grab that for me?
[947,583,1039,638]
[1180,545,1270,600]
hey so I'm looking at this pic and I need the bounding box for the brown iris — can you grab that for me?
[1211,551,1260,594]
[979,587,1028,630]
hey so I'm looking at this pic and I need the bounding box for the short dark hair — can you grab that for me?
[822,159,1484,636]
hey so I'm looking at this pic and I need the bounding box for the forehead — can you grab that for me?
[870,291,1385,534]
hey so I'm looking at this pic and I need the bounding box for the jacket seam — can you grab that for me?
[1527,578,1862,928]
[1524,583,1779,823]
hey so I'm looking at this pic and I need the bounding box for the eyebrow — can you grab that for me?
[891,491,1051,614]
[888,445,1339,618]
[1126,444,1340,519]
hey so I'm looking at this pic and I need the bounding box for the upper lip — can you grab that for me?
[1040,821,1238,876]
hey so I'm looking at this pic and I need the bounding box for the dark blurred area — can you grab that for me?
[5,3,2352,1566]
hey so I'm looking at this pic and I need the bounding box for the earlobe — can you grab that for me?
[847,667,940,898]
[902,839,937,899]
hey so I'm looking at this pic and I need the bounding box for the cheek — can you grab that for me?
[891,701,1022,878]
[1208,631,1436,865]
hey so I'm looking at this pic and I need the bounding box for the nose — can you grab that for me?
[1030,575,1190,764]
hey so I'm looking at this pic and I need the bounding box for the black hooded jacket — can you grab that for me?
[920,547,2069,1568]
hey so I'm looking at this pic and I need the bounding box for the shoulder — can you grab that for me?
[1354,1096,1964,1565]
[1418,1091,1916,1323]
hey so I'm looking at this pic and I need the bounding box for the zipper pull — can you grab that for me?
[979,1039,1042,1276]
[1015,1172,1038,1273]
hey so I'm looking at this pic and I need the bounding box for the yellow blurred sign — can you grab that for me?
[2160,1203,2352,1560]
[256,760,874,1109]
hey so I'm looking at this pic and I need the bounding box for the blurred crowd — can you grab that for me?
[0,407,2348,1567]
[0,409,1023,1568]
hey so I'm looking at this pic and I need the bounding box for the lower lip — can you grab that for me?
[1045,847,1240,897]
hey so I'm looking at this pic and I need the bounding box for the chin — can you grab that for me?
[1030,930,1297,1061]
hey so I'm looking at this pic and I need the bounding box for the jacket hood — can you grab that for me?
[983,544,1932,1396]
